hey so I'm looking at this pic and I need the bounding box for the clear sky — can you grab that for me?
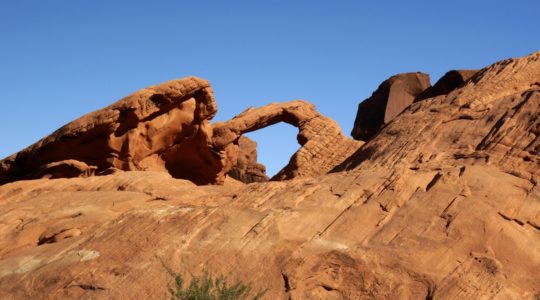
[1,1,539,176]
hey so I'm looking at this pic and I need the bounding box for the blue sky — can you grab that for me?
[1,1,539,176]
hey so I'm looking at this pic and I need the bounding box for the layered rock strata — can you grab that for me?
[0,51,539,299]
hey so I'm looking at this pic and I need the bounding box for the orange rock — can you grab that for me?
[0,51,539,299]
[351,72,431,141]
[0,81,360,185]
[212,101,363,181]
[416,69,478,101]
[0,77,222,185]
[227,136,268,183]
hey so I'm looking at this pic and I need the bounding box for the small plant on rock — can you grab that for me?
[166,268,267,300]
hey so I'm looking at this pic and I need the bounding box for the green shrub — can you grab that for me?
[166,268,267,300]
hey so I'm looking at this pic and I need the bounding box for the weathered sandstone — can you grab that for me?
[0,51,539,299]
[227,136,268,183]
[351,72,431,141]
[0,83,359,185]
[416,69,478,101]
[213,101,364,181]
[0,77,221,185]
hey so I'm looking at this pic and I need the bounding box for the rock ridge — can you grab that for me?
[0,80,362,186]
[0,50,539,299]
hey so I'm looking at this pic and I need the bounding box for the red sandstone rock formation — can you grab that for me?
[0,77,221,185]
[213,101,363,181]
[0,80,360,185]
[227,136,268,183]
[351,72,431,141]
[416,69,478,101]
[0,51,539,299]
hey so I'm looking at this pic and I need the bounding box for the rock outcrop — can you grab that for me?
[351,72,431,141]
[227,136,268,183]
[416,69,478,101]
[212,101,364,181]
[0,80,360,185]
[0,51,539,299]
[0,77,222,185]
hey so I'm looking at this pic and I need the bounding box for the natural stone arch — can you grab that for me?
[212,100,364,181]
[0,78,363,185]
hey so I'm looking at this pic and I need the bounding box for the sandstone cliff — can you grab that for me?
[0,51,539,299]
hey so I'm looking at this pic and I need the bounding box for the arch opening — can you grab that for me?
[213,100,364,183]
[244,122,300,179]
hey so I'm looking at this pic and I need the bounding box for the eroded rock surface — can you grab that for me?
[416,69,478,101]
[227,136,268,183]
[0,81,360,185]
[212,101,364,181]
[0,51,539,299]
[351,72,431,141]
[0,77,222,185]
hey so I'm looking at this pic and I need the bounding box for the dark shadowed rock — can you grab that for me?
[351,72,431,141]
[227,136,268,183]
[415,69,478,101]
[34,160,97,179]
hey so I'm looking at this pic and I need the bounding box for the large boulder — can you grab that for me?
[351,72,431,141]
[415,69,478,101]
[0,77,223,185]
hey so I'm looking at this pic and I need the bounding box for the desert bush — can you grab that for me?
[166,268,267,300]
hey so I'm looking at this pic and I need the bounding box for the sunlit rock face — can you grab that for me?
[0,82,361,185]
[0,51,539,299]
[212,100,363,181]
